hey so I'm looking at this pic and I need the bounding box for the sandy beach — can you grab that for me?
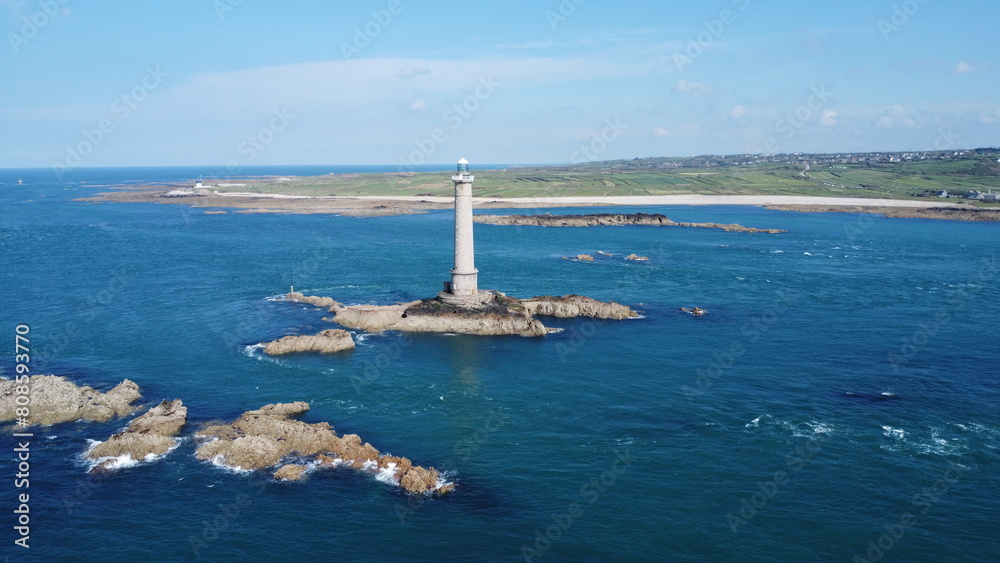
[85,187,989,219]
[344,194,967,208]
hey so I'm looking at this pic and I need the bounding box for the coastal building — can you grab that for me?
[439,159,493,306]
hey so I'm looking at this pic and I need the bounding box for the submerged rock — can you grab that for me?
[0,375,141,427]
[195,402,451,495]
[274,464,309,481]
[263,329,356,355]
[87,399,188,471]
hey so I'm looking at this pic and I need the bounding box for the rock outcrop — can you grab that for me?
[87,399,188,471]
[680,307,706,316]
[625,254,649,261]
[274,463,308,481]
[285,292,343,308]
[327,296,548,337]
[764,205,1000,222]
[195,402,451,495]
[0,375,141,427]
[263,329,355,355]
[284,292,639,336]
[522,295,639,320]
[475,212,787,233]
[576,254,595,261]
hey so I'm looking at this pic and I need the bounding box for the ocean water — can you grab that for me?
[1,166,998,562]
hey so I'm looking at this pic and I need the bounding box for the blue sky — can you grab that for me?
[1,0,997,169]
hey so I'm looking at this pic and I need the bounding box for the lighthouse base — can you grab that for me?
[437,284,496,307]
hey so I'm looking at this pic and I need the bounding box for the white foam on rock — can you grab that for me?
[374,462,399,485]
[208,454,253,475]
[83,438,182,472]
[882,425,906,440]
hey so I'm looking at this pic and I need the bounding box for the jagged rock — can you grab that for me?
[292,291,639,337]
[87,399,188,471]
[263,329,355,355]
[286,292,343,309]
[764,205,1000,222]
[331,298,548,337]
[0,375,141,427]
[125,399,188,435]
[195,402,451,495]
[332,301,418,332]
[576,254,595,261]
[399,466,440,493]
[274,464,309,481]
[90,433,178,460]
[250,401,311,418]
[522,295,639,320]
[625,253,649,261]
[475,212,786,233]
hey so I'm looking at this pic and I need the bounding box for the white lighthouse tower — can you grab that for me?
[439,158,492,306]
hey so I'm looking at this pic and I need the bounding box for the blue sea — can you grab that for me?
[2,166,998,562]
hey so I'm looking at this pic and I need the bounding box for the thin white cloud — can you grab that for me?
[875,105,915,128]
[953,61,988,74]
[653,127,672,137]
[673,78,714,97]
[408,100,428,111]
[981,109,1000,124]
[820,109,838,126]
[0,0,27,15]
[396,65,430,79]
[729,105,748,119]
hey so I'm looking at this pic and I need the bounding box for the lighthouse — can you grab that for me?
[439,158,492,306]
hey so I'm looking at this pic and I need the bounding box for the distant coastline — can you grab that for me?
[76,150,1000,222]
[80,183,996,221]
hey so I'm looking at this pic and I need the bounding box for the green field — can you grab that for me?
[217,151,1000,204]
